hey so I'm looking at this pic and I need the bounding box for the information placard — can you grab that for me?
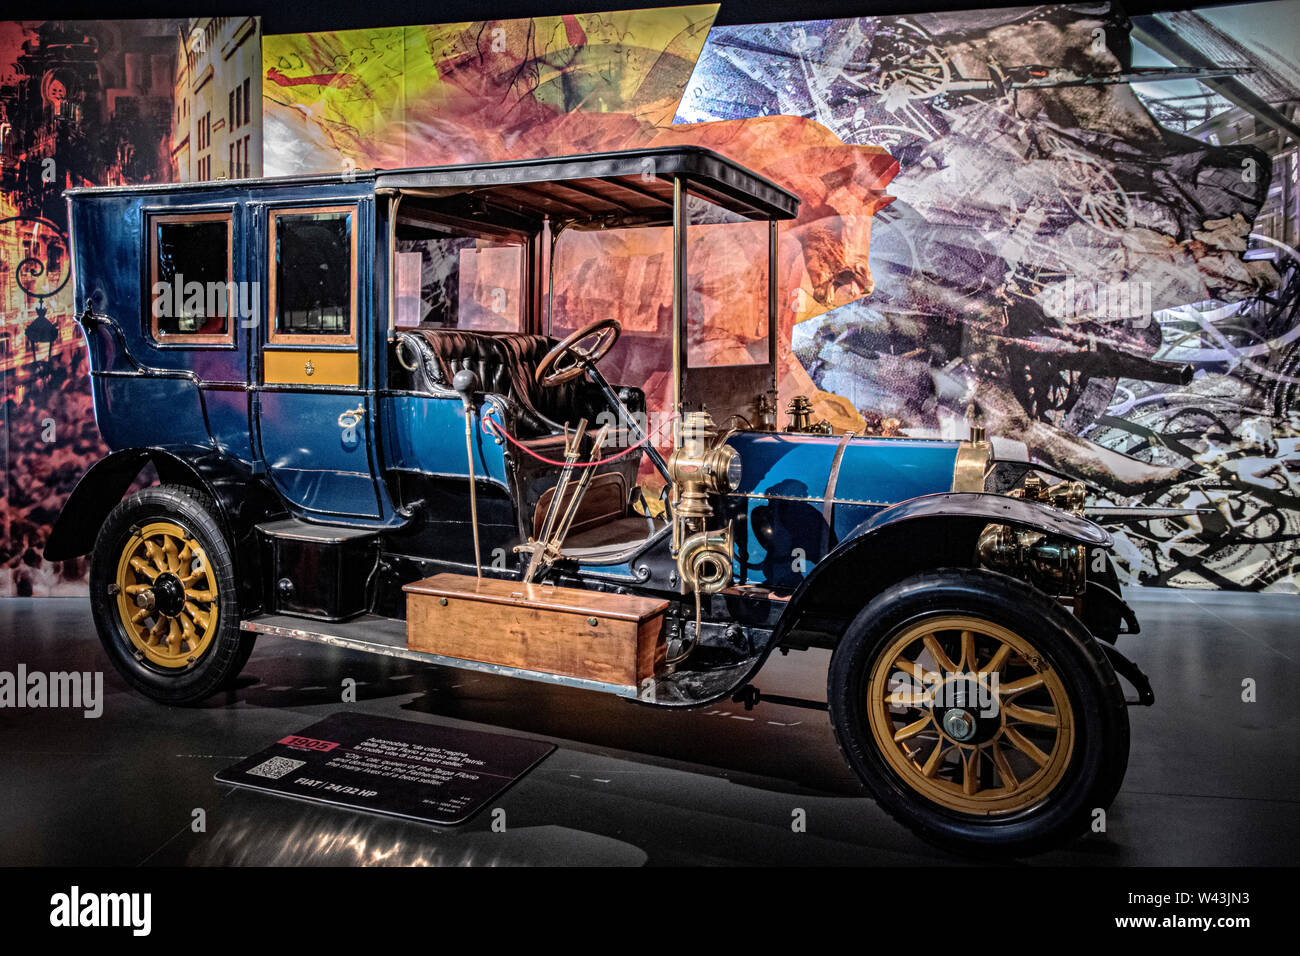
[217,712,555,825]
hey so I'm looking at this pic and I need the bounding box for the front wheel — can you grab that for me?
[89,484,252,705]
[828,568,1129,856]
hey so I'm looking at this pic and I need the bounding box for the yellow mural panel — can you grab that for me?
[262,6,718,174]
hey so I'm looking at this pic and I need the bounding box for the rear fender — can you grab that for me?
[45,447,230,561]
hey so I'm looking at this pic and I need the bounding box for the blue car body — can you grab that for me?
[49,147,1125,705]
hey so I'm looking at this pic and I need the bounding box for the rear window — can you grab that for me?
[393,219,525,333]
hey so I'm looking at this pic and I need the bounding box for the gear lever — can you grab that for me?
[452,369,483,577]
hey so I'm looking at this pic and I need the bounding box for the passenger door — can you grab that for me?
[254,200,385,520]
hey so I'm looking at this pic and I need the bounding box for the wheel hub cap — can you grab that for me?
[941,708,976,742]
[151,573,187,617]
[934,676,1002,745]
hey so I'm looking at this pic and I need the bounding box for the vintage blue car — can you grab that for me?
[49,146,1153,854]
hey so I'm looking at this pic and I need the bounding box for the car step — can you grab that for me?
[255,517,380,543]
[256,518,380,621]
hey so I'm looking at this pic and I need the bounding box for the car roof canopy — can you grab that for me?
[376,146,799,229]
[66,147,799,230]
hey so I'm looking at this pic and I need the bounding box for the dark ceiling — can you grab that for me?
[22,0,1256,35]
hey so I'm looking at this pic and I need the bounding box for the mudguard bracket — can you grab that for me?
[1099,643,1156,706]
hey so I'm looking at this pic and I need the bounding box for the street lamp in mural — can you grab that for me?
[2,215,70,390]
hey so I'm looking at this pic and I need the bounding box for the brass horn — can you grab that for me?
[678,524,734,595]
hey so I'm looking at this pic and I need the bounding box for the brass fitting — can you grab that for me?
[753,392,778,431]
[787,395,814,432]
[678,524,734,595]
[785,395,830,433]
[977,523,1087,595]
[667,411,741,520]
[951,428,992,493]
[1014,474,1087,515]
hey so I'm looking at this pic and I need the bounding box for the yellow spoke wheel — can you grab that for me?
[866,615,1075,816]
[113,520,220,669]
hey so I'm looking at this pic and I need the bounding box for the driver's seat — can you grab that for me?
[394,326,652,557]
[393,327,643,439]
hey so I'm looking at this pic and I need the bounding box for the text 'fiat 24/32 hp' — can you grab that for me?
[49,146,1160,855]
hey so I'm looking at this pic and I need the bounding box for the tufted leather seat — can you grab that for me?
[393,327,630,438]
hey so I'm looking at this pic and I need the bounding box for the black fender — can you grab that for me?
[46,446,282,615]
[768,492,1111,647]
[655,493,1127,708]
[44,445,280,561]
[46,448,216,561]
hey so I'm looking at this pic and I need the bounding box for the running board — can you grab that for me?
[239,612,647,699]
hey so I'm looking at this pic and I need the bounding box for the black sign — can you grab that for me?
[216,712,555,825]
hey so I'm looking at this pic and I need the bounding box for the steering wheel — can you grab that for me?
[535,317,622,386]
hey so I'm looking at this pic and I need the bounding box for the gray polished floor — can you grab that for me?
[0,589,1295,866]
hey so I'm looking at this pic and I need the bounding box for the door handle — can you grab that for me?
[338,404,366,429]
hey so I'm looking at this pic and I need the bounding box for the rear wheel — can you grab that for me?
[828,568,1129,856]
[89,484,252,705]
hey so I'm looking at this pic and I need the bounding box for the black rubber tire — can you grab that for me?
[827,568,1130,857]
[89,484,253,706]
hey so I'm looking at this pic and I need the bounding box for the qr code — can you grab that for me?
[246,756,306,780]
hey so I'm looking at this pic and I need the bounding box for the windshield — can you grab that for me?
[550,223,674,397]
[684,192,770,368]
[550,192,773,426]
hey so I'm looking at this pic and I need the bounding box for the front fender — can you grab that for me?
[848,491,1111,550]
[769,492,1111,648]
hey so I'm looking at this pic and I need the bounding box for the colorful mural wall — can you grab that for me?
[260,2,1300,591]
[1,3,1297,594]
[676,4,1300,590]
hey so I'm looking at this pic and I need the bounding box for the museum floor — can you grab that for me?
[1,588,1295,866]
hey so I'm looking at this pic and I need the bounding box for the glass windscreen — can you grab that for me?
[550,223,675,466]
[550,223,674,405]
[686,193,770,367]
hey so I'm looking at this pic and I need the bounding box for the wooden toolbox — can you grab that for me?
[404,573,669,689]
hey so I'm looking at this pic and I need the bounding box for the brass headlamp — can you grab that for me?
[667,411,741,519]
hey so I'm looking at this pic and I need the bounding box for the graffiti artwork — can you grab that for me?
[0,19,186,596]
[675,3,1300,590]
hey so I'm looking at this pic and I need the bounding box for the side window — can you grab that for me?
[149,211,233,345]
[268,205,357,345]
[685,192,770,368]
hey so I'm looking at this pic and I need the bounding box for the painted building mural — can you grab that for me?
[0,18,238,597]
[0,3,1296,593]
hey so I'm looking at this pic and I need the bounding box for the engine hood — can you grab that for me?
[726,430,962,506]
[722,430,963,589]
